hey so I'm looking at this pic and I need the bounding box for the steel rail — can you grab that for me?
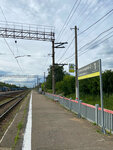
[0,92,25,107]
[0,91,29,120]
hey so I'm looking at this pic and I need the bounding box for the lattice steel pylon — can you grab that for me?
[0,21,55,41]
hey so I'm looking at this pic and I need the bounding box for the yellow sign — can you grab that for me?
[69,64,74,73]
[78,60,100,80]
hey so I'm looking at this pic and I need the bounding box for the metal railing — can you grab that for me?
[45,93,113,133]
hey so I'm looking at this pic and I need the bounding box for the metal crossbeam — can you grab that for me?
[0,21,55,42]
[5,80,36,83]
[0,75,38,78]
[54,42,68,48]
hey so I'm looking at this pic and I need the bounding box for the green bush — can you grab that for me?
[56,75,75,96]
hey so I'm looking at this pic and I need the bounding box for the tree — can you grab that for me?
[41,82,46,91]
[56,75,75,96]
[103,70,113,96]
[46,64,65,90]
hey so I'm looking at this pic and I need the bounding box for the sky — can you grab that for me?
[0,0,113,87]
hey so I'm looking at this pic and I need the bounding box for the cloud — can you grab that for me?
[89,42,100,50]
[0,0,112,87]
[97,40,113,55]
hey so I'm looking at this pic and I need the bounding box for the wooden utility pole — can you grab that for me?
[75,26,79,100]
[44,72,46,93]
[52,41,68,94]
[52,40,55,94]
[37,76,38,86]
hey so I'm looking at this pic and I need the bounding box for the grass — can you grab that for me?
[106,129,111,135]
[81,94,113,111]
[64,93,113,111]
[46,89,53,93]
[93,122,97,126]
[0,98,11,105]
[17,122,23,130]
[12,93,30,150]
[14,121,23,145]
[96,129,102,134]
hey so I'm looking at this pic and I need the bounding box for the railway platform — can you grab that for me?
[23,91,113,150]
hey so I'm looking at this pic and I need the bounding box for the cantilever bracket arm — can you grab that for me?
[54,42,68,48]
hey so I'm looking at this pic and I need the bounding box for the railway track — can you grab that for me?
[0,91,29,121]
[0,90,26,101]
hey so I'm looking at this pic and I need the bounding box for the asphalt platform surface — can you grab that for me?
[32,91,113,150]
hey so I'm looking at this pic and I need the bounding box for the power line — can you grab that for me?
[3,38,23,72]
[59,27,113,63]
[78,8,113,36]
[78,10,113,46]
[59,0,97,43]
[56,0,84,62]
[58,5,113,65]
[57,0,81,42]
[79,34,113,56]
[57,0,93,58]
[59,51,75,63]
[57,0,89,62]
[59,0,101,44]
[57,3,111,64]
[56,0,79,41]
[79,31,113,56]
[77,7,113,52]
[0,6,8,23]
[43,56,51,71]
[79,29,113,55]
[0,6,23,72]
[73,0,91,25]
[57,2,113,62]
[79,26,113,52]
[56,37,74,62]
[70,30,113,60]
[78,0,104,27]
